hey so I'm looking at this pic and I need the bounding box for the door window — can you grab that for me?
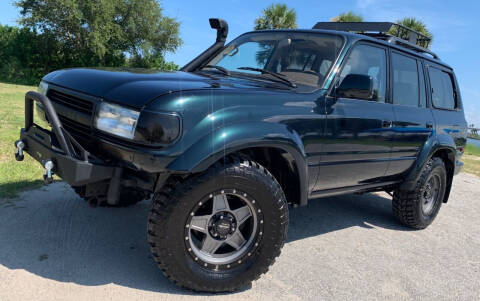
[339,44,387,102]
[392,53,419,107]
[428,67,456,110]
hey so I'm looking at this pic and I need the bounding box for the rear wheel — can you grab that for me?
[393,157,447,229]
[147,157,288,292]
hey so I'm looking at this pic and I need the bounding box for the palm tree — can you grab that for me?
[389,17,433,48]
[254,4,297,30]
[330,11,364,22]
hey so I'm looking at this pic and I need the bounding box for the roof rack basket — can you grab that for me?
[312,22,438,59]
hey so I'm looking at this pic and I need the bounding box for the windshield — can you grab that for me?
[207,32,344,87]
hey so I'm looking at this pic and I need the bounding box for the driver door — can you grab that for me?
[314,43,395,192]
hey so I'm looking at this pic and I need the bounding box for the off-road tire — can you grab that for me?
[72,185,147,207]
[392,157,447,229]
[147,156,289,292]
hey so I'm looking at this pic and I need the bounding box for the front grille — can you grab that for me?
[47,88,96,150]
[58,115,95,149]
[48,89,94,115]
[58,115,92,139]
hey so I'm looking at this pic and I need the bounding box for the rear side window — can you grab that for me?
[392,53,419,107]
[428,67,456,110]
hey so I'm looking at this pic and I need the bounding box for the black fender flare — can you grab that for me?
[400,133,456,202]
[166,122,309,205]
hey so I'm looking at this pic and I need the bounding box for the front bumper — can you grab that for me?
[16,91,116,186]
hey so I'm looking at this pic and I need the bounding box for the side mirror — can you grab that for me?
[336,74,374,100]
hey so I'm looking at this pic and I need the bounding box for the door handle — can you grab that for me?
[382,120,392,128]
[426,122,433,129]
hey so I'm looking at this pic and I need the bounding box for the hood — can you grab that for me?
[43,68,278,109]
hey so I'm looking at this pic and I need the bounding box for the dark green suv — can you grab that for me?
[15,19,467,292]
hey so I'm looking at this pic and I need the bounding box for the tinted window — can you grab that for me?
[392,53,419,107]
[216,41,275,71]
[210,33,344,87]
[339,44,387,102]
[418,61,427,108]
[429,67,456,109]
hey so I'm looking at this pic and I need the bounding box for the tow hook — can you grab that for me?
[14,140,25,161]
[43,160,54,184]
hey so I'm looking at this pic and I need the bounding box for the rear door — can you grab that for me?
[314,42,395,191]
[386,51,435,177]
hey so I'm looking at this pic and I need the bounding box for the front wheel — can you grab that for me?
[147,157,288,292]
[393,157,447,229]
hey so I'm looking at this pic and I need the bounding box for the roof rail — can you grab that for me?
[312,22,438,59]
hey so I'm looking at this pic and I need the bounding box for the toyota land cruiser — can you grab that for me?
[14,19,467,292]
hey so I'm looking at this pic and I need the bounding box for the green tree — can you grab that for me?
[330,11,364,22]
[389,17,433,48]
[0,24,64,84]
[14,0,181,68]
[254,4,297,30]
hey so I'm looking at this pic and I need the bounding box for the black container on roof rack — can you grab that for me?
[312,22,438,59]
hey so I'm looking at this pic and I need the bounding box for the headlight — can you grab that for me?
[134,111,181,144]
[95,102,140,139]
[38,81,48,95]
[35,81,49,123]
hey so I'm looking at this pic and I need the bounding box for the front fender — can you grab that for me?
[400,132,456,191]
[167,121,309,205]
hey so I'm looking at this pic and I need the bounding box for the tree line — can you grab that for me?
[254,5,433,44]
[0,0,181,85]
[0,1,433,85]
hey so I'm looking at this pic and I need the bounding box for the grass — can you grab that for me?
[463,144,480,177]
[0,81,480,198]
[465,144,480,156]
[0,82,45,198]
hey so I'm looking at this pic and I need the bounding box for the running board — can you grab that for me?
[309,181,400,199]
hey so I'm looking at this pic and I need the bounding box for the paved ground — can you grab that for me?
[0,173,479,301]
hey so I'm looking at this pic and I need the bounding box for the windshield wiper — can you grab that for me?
[237,67,296,88]
[202,65,230,76]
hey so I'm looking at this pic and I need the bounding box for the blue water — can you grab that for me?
[467,138,480,148]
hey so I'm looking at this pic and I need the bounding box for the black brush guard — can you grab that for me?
[16,91,115,186]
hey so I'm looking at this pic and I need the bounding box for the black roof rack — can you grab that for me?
[312,22,438,59]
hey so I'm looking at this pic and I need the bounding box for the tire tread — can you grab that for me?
[147,155,288,292]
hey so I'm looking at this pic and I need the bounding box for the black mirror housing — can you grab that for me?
[336,74,374,100]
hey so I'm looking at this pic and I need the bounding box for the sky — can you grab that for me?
[1,0,479,126]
